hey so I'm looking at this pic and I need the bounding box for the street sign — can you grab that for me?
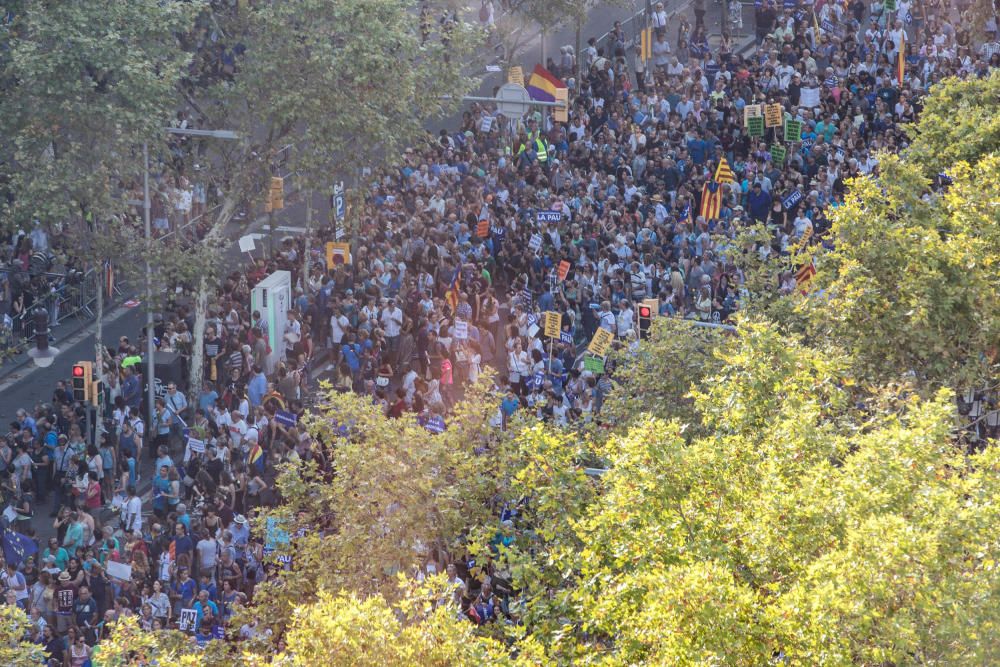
[325,242,351,268]
[496,83,531,117]
[332,182,345,220]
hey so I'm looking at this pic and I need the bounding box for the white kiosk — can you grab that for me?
[250,270,292,375]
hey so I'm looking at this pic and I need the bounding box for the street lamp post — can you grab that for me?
[143,128,239,423]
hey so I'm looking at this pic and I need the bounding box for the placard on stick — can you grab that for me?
[747,116,764,137]
[557,260,570,281]
[543,311,562,339]
[179,608,198,632]
[770,144,787,166]
[784,119,803,143]
[743,104,763,126]
[764,103,784,128]
[587,328,615,357]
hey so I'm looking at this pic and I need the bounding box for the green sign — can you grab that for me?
[583,356,605,374]
[784,119,803,143]
[747,115,764,137]
[770,144,787,166]
[883,0,896,11]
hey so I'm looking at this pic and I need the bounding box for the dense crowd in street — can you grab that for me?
[2,0,999,660]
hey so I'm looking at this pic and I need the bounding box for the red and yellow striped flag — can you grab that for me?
[714,157,736,184]
[897,34,905,86]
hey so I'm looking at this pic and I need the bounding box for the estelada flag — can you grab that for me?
[526,64,566,103]
[714,157,736,184]
[446,267,461,312]
[795,260,817,286]
[700,181,722,221]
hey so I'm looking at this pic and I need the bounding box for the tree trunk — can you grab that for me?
[187,196,237,408]
[188,273,209,410]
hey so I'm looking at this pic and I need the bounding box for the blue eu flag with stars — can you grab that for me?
[2,527,38,566]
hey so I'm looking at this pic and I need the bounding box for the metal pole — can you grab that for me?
[143,141,156,426]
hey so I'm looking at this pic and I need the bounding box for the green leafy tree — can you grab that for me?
[0,0,201,406]
[0,606,47,666]
[246,375,508,631]
[903,72,1000,179]
[483,322,1000,665]
[799,152,1000,388]
[181,0,480,400]
[601,316,728,432]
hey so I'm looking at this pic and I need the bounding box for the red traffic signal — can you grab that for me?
[72,365,86,378]
[638,305,652,318]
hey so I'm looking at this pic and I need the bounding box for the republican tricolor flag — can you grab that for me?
[526,64,566,104]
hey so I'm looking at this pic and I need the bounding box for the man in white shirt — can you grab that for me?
[616,300,635,337]
[329,308,349,348]
[2,563,29,609]
[380,298,404,364]
[652,1,668,36]
[282,310,301,358]
[228,411,248,450]
[122,485,143,534]
[652,33,671,72]
[599,302,617,334]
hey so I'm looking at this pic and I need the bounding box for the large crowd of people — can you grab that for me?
[2,0,998,660]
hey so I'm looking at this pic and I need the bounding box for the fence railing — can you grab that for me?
[0,267,118,363]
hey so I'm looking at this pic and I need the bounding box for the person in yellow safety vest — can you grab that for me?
[516,135,548,164]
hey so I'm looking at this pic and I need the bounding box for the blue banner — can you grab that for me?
[536,210,562,223]
[425,416,447,434]
[782,189,803,209]
[274,410,297,427]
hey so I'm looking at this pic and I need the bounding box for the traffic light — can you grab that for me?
[72,361,93,402]
[637,299,659,340]
[90,378,103,407]
[637,304,652,340]
[269,176,284,210]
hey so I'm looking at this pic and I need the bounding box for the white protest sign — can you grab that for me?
[179,608,198,632]
[187,437,206,454]
[106,561,132,582]
[480,116,494,133]
[528,234,543,252]
[799,87,821,108]
[238,235,256,252]
[454,320,469,340]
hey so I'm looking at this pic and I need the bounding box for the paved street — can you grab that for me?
[0,0,709,539]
